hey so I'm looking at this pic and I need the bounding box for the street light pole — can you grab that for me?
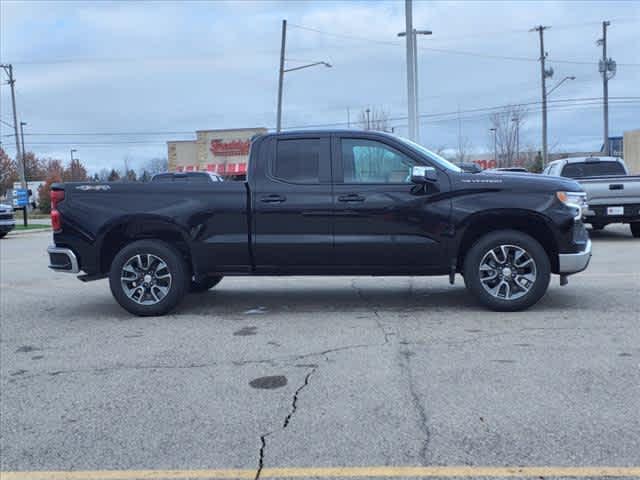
[547,75,576,96]
[404,0,416,141]
[276,19,287,133]
[399,28,432,143]
[275,20,331,132]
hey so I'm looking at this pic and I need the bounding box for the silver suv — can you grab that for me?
[0,203,16,239]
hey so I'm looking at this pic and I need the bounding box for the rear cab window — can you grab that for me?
[561,161,626,178]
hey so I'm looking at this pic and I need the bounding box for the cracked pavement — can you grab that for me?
[1,228,639,475]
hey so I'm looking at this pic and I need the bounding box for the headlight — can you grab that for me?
[557,191,588,220]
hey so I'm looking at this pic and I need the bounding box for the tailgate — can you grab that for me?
[579,177,640,205]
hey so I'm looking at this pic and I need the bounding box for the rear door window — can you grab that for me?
[273,138,322,183]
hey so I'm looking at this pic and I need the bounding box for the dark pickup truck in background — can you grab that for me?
[48,130,591,315]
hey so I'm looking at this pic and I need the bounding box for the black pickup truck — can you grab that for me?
[48,130,591,315]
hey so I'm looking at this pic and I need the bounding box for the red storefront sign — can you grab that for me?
[209,139,250,157]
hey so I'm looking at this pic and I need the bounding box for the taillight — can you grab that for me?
[51,189,65,232]
[51,190,64,210]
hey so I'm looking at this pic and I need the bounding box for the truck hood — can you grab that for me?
[456,171,583,193]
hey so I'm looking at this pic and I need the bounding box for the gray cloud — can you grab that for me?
[1,0,638,172]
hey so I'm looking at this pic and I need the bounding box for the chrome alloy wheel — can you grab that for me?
[479,244,537,300]
[120,254,172,305]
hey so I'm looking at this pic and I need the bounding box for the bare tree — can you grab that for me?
[358,107,390,132]
[488,105,527,167]
[456,136,473,163]
[141,157,168,176]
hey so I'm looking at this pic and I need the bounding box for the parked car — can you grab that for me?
[47,130,591,315]
[542,156,640,237]
[0,203,16,238]
[151,171,223,183]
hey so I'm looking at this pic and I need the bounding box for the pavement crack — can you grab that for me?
[254,364,318,479]
[254,433,268,480]
[283,366,317,428]
[399,344,430,464]
[351,279,395,345]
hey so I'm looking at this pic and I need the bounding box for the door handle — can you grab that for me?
[260,194,286,203]
[338,194,365,203]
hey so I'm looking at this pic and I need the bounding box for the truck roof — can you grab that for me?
[547,156,623,165]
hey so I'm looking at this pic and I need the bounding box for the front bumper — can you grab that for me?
[558,239,592,274]
[0,219,15,233]
[47,245,80,273]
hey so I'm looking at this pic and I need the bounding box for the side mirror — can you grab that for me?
[411,166,438,184]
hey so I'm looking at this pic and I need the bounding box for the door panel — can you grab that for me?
[252,136,333,268]
[332,135,451,268]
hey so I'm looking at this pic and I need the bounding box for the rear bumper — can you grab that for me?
[558,239,591,274]
[47,245,80,273]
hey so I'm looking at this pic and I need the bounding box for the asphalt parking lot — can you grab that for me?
[1,227,639,479]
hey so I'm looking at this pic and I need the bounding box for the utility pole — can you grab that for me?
[512,117,520,165]
[404,0,416,141]
[598,21,615,155]
[19,121,27,181]
[1,64,25,189]
[365,108,371,130]
[276,19,287,133]
[490,127,497,166]
[70,149,78,181]
[347,107,351,128]
[413,31,419,142]
[531,25,551,167]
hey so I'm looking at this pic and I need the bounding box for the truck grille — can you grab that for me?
[0,213,13,220]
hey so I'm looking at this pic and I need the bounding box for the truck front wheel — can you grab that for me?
[109,240,189,316]
[463,230,551,312]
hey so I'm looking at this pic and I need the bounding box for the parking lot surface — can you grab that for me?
[1,228,639,479]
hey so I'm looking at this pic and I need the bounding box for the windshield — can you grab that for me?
[397,137,462,173]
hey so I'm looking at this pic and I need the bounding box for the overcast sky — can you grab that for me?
[1,0,639,173]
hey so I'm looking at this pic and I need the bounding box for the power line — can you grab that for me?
[3,98,636,147]
[288,23,640,67]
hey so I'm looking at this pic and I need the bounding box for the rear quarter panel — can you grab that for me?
[53,182,248,275]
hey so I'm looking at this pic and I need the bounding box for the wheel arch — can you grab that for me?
[98,216,193,274]
[456,210,559,274]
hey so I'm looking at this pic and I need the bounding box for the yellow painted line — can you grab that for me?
[3,466,640,479]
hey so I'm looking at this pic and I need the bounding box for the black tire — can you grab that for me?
[463,230,551,312]
[190,275,224,293]
[109,240,189,316]
[631,223,640,238]
[0,232,6,239]
[590,223,605,231]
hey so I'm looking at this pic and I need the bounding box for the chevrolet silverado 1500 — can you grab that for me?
[47,130,592,315]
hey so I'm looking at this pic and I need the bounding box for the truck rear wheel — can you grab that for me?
[463,230,550,312]
[109,240,189,316]
[190,275,224,292]
[631,223,640,238]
